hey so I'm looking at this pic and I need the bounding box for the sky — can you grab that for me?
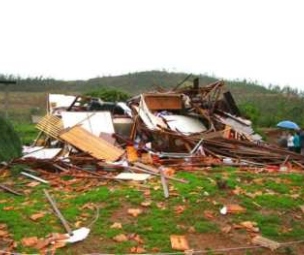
[1,0,304,90]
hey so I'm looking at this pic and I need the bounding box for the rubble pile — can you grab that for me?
[7,78,304,180]
[1,79,304,254]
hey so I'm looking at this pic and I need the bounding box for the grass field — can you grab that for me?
[1,165,304,254]
[1,90,304,254]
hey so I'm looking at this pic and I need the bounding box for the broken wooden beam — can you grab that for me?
[52,163,69,172]
[132,163,189,183]
[43,189,73,236]
[21,171,49,184]
[159,168,169,198]
[0,184,23,196]
[251,235,281,251]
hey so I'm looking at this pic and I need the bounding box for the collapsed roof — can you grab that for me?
[127,80,261,153]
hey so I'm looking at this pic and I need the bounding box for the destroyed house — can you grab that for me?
[27,78,304,169]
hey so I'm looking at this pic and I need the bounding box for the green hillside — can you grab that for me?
[1,71,304,127]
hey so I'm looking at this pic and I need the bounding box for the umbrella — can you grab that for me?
[276,120,300,130]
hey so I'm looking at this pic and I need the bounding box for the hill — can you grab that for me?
[1,71,304,127]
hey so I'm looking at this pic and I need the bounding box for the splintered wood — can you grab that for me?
[59,126,124,162]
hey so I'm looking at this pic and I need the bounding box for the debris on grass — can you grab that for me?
[251,235,281,251]
[21,236,39,247]
[170,235,190,251]
[140,200,152,207]
[113,234,128,242]
[220,204,246,215]
[234,221,259,233]
[127,208,143,217]
[299,205,304,214]
[30,212,46,221]
[130,246,146,253]
[221,225,232,234]
[3,78,304,254]
[110,222,122,229]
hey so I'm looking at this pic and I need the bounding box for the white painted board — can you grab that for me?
[61,111,115,136]
[48,94,76,114]
[22,148,62,159]
[114,173,151,181]
[162,115,207,134]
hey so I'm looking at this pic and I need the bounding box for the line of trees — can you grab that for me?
[1,72,304,128]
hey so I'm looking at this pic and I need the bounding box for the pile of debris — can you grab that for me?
[12,79,304,178]
[2,78,304,254]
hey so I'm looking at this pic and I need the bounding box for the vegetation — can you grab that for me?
[1,168,304,254]
[1,71,304,253]
[0,116,22,162]
[1,71,304,127]
[85,88,130,102]
[12,122,38,145]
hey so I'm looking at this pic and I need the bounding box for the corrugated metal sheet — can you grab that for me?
[59,126,124,162]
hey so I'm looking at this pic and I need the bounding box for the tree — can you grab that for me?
[239,103,260,125]
[0,117,22,162]
[85,88,130,102]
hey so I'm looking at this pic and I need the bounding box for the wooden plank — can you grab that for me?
[144,94,182,110]
[0,184,23,196]
[59,126,124,161]
[36,114,63,139]
[44,189,73,236]
[170,235,189,251]
[21,172,49,184]
[160,168,169,198]
[132,162,189,183]
[251,235,280,251]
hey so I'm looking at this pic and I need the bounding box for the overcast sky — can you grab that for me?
[1,0,303,89]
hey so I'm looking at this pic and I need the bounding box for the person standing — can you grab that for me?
[299,129,304,155]
[287,132,294,151]
[278,131,288,148]
[293,131,301,153]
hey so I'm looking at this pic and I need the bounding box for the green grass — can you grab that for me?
[1,167,304,254]
[13,122,38,145]
[255,195,301,210]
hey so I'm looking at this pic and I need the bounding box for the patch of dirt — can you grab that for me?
[63,234,117,255]
[63,231,304,255]
[188,232,262,255]
[110,201,141,225]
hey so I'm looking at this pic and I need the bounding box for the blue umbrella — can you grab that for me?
[276,120,300,130]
